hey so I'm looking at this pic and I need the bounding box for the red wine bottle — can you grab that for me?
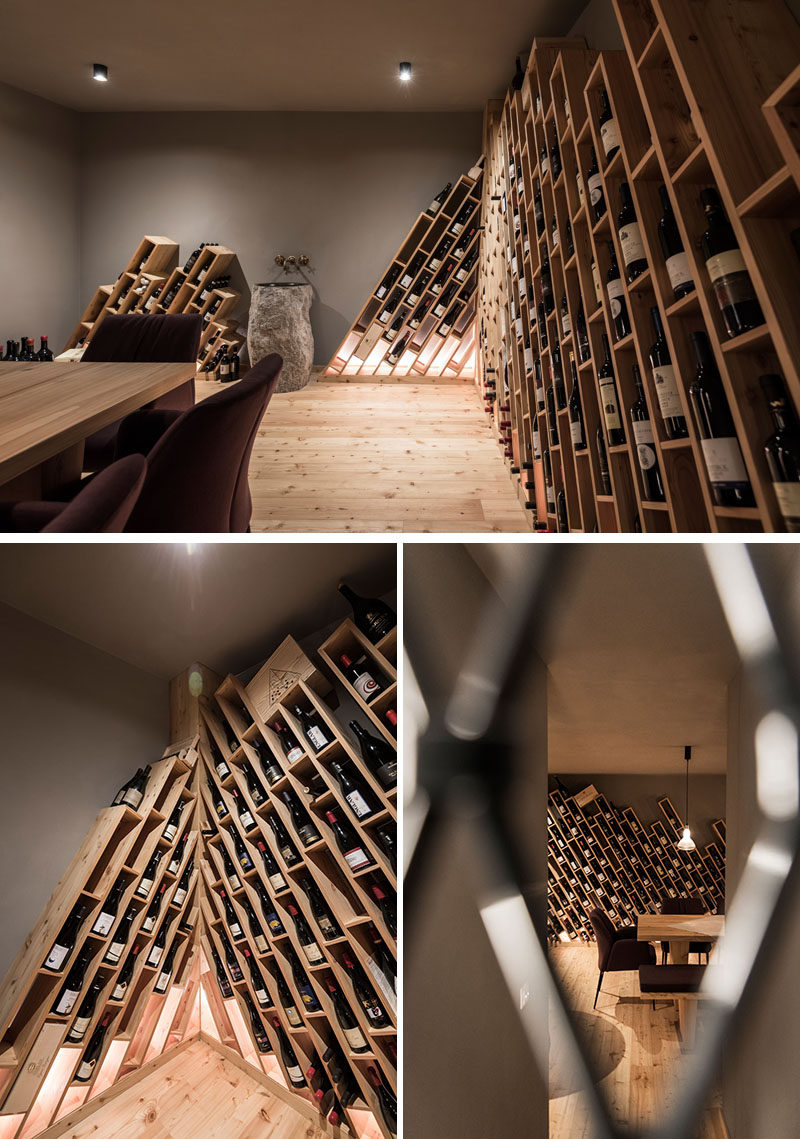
[154,938,179,992]
[281,789,321,846]
[173,858,193,907]
[630,365,665,502]
[221,933,244,983]
[255,882,286,937]
[760,373,800,531]
[287,903,325,965]
[425,181,452,217]
[211,945,233,998]
[74,1011,112,1079]
[111,944,140,1001]
[326,981,368,1052]
[256,840,287,893]
[243,946,272,1007]
[167,832,189,875]
[568,355,586,452]
[331,761,376,821]
[289,947,322,1012]
[341,950,389,1028]
[44,905,86,972]
[91,877,126,937]
[242,762,267,806]
[598,88,620,162]
[617,182,647,281]
[337,582,395,643]
[301,874,342,940]
[598,334,625,446]
[688,331,754,507]
[242,898,269,954]
[245,993,271,1051]
[227,824,255,873]
[37,336,54,361]
[657,184,693,299]
[252,733,286,782]
[140,885,167,936]
[367,1066,397,1135]
[219,888,243,940]
[231,788,256,833]
[700,187,763,338]
[272,720,303,765]
[605,243,631,340]
[586,146,605,222]
[267,813,301,866]
[350,720,397,789]
[271,1015,306,1086]
[648,306,687,439]
[67,978,105,1044]
[52,948,92,1015]
[275,970,303,1027]
[162,799,185,843]
[292,704,332,753]
[369,880,396,939]
[325,809,374,871]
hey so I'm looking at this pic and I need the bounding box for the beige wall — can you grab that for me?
[0,603,166,979]
[570,0,800,46]
[78,111,482,363]
[0,81,81,353]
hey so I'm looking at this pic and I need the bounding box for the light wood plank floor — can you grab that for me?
[39,1038,322,1139]
[550,945,728,1139]
[196,378,527,533]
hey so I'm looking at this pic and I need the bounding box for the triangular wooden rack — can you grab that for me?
[0,623,397,1139]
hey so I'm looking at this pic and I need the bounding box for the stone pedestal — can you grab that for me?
[247,282,314,392]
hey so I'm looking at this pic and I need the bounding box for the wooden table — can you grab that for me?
[0,361,196,498]
[636,914,725,1046]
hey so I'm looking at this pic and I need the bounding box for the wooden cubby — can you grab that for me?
[0,620,396,1139]
[479,1,800,532]
[326,160,484,380]
[547,782,726,944]
[63,237,245,374]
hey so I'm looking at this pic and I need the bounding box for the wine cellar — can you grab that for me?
[0,612,397,1139]
[479,0,800,532]
[547,783,726,944]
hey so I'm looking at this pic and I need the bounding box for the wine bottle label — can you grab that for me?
[570,421,584,446]
[240,809,255,830]
[230,966,243,982]
[255,1032,269,1049]
[168,859,179,874]
[592,264,603,305]
[344,845,371,871]
[306,726,328,751]
[426,197,441,214]
[451,220,464,235]
[532,428,541,455]
[599,379,622,430]
[229,872,242,890]
[230,922,243,940]
[365,1003,384,1023]
[121,788,143,809]
[666,252,692,292]
[633,420,657,469]
[302,940,325,964]
[588,172,603,206]
[155,972,169,992]
[76,1060,95,1080]
[216,761,230,778]
[174,887,187,906]
[376,760,397,788]
[705,249,746,284]
[148,946,164,967]
[619,222,646,267]
[56,988,80,1015]
[285,745,304,763]
[344,1025,367,1050]
[239,854,253,871]
[137,878,153,896]
[577,173,585,203]
[700,437,749,487]
[366,957,398,1015]
[268,872,286,892]
[46,943,69,970]
[353,672,380,700]
[552,227,559,247]
[318,915,338,937]
[267,915,284,935]
[163,824,177,842]
[706,253,757,310]
[652,365,683,418]
[255,934,269,954]
[511,254,518,275]
[286,1005,302,1026]
[346,790,372,818]
[288,1064,304,1083]
[773,482,800,525]
[561,313,571,336]
[600,117,620,155]
[606,279,624,319]
[92,911,115,937]
[376,283,388,299]
[399,271,413,288]
[112,981,127,1000]
[429,256,442,271]
[524,346,533,371]
[547,486,556,509]
[256,986,269,1004]
[108,939,125,959]
[71,1016,91,1039]
[384,326,398,342]
[541,155,549,175]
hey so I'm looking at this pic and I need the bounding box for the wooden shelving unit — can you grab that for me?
[63,237,245,373]
[479,0,800,532]
[326,161,484,380]
[547,783,726,944]
[0,621,397,1139]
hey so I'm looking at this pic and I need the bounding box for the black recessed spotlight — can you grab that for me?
[92,63,109,83]
[399,61,412,82]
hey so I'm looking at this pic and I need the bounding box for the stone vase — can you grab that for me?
[247,282,314,392]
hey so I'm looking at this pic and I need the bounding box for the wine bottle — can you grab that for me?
[241,762,267,806]
[219,844,242,892]
[586,146,605,222]
[209,735,231,781]
[287,903,325,965]
[539,140,549,178]
[243,946,272,1006]
[211,944,233,999]
[326,981,369,1052]
[256,882,286,937]
[630,365,666,502]
[688,331,754,507]
[657,184,693,299]
[167,833,188,875]
[325,809,374,871]
[206,775,227,820]
[257,840,287,892]
[552,343,566,409]
[271,1015,306,1086]
[591,255,603,309]
[267,813,301,866]
[386,334,408,365]
[368,881,396,939]
[140,886,167,936]
[146,918,170,968]
[534,358,545,410]
[367,923,397,997]
[349,721,397,789]
[227,823,255,873]
[246,736,281,786]
[560,293,571,339]
[568,355,586,452]
[154,938,179,992]
[375,264,400,300]
[276,971,303,1027]
[407,272,431,307]
[219,888,243,940]
[617,182,647,281]
[244,993,271,1051]
[375,823,396,868]
[534,178,545,235]
[399,251,425,290]
[52,948,92,1015]
[36,336,54,361]
[598,334,625,446]
[543,449,556,515]
[273,721,303,765]
[231,788,256,833]
[383,314,404,343]
[67,978,105,1044]
[551,214,559,250]
[550,134,562,180]
[541,252,555,315]
[136,849,163,899]
[337,582,396,643]
[341,950,389,1028]
[700,187,763,338]
[425,182,452,218]
[648,306,687,439]
[760,374,800,531]
[428,234,454,272]
[221,933,244,983]
[301,875,343,940]
[242,898,269,954]
[116,765,151,811]
[331,761,375,821]
[605,242,631,340]
[74,1011,112,1079]
[110,944,140,1001]
[340,653,383,703]
[44,905,86,972]
[91,877,126,937]
[546,386,558,445]
[292,704,332,753]
[367,1066,398,1136]
[162,799,185,843]
[598,88,620,161]
[281,789,321,846]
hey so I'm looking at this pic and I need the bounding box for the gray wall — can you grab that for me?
[79,111,481,363]
[0,603,166,979]
[0,81,81,353]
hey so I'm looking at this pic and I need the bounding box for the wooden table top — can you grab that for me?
[636,914,725,942]
[0,361,196,487]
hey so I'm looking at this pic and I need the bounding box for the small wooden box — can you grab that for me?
[245,635,331,719]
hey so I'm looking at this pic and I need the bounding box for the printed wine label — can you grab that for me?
[592,264,603,304]
[307,726,328,751]
[366,957,397,1015]
[230,923,243,939]
[345,846,371,871]
[666,252,692,291]
[588,172,603,206]
[284,745,303,764]
[570,421,584,446]
[288,1065,303,1082]
[122,789,143,809]
[541,155,549,175]
[76,1060,95,1080]
[108,940,125,959]
[599,379,622,430]
[561,314,572,336]
[619,222,646,267]
[155,973,169,991]
[163,825,177,842]
[72,1016,91,1038]
[46,944,69,970]
[229,874,242,890]
[705,249,747,283]
[377,761,397,787]
[93,911,115,937]
[633,420,657,469]
[138,878,153,895]
[148,946,163,967]
[700,437,749,485]
[174,888,186,906]
[347,791,372,818]
[255,935,268,954]
[241,810,255,830]
[112,982,126,1000]
[652,365,683,418]
[303,941,325,964]
[606,279,624,319]
[344,1026,367,1050]
[269,872,286,891]
[601,117,620,155]
[256,987,268,1003]
[774,482,800,525]
[287,1006,302,1026]
[216,761,229,778]
[319,915,338,937]
[56,988,80,1015]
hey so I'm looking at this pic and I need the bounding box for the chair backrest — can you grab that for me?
[122,353,282,533]
[659,895,707,915]
[83,314,203,410]
[43,455,147,532]
[589,908,617,970]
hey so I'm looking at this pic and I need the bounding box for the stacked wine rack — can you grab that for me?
[63,236,245,371]
[480,0,800,532]
[0,620,397,1139]
[547,784,726,945]
[326,162,484,379]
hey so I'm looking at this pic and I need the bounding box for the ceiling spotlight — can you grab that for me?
[399,61,412,82]
[92,63,109,83]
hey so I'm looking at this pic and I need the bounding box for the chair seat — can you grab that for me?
[639,964,706,993]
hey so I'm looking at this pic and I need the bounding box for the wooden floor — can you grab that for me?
[550,945,728,1139]
[39,1038,322,1139]
[196,377,528,533]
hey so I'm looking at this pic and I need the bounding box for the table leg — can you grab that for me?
[41,442,84,498]
[669,938,690,965]
[678,998,697,1048]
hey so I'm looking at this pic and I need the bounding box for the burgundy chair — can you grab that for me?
[81,313,203,472]
[659,895,711,964]
[114,352,282,532]
[0,455,147,533]
[589,908,655,1009]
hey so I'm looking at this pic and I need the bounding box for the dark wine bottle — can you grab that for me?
[227,824,255,873]
[688,331,754,507]
[598,88,620,162]
[167,832,188,875]
[267,813,301,866]
[221,933,243,983]
[44,905,86,972]
[605,242,631,340]
[326,982,369,1053]
[272,721,304,765]
[211,944,233,998]
[275,971,303,1027]
[146,918,170,968]
[399,251,425,289]
[173,858,192,907]
[114,765,151,811]
[154,938,179,992]
[375,264,400,300]
[162,799,185,843]
[617,182,647,281]
[281,789,321,846]
[285,903,324,965]
[37,336,54,361]
[368,881,396,939]
[241,762,267,806]
[91,877,126,938]
[67,978,104,1044]
[586,146,605,222]
[330,761,376,821]
[74,1011,112,1079]
[52,948,92,1016]
[567,355,586,451]
[231,788,256,833]
[243,946,272,1007]
[245,993,271,1051]
[598,334,625,446]
[256,840,287,893]
[271,1015,306,1086]
[111,944,140,1001]
[337,582,396,643]
[341,950,389,1028]
[350,720,397,789]
[534,177,545,235]
[339,654,383,703]
[219,888,243,940]
[325,809,375,871]
[657,184,693,299]
[301,874,342,940]
[630,365,666,502]
[596,427,612,494]
[700,187,763,338]
[760,373,800,531]
[292,704,332,754]
[256,882,286,937]
[136,849,163,899]
[552,343,566,409]
[543,449,556,516]
[206,775,227,820]
[648,306,687,439]
[140,886,167,936]
[367,1066,398,1136]
[242,898,269,954]
[425,181,452,218]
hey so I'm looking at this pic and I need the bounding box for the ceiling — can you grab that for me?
[467,544,752,775]
[0,543,396,678]
[0,0,588,113]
